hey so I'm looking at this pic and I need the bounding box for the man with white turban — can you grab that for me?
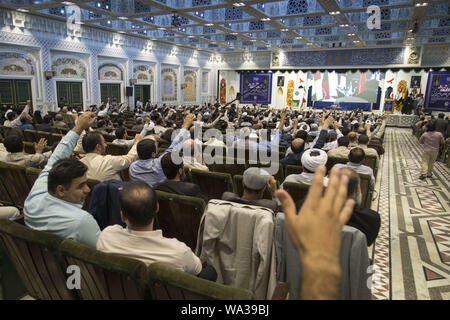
[282,148,329,187]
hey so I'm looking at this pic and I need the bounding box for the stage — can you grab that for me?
[386,114,418,127]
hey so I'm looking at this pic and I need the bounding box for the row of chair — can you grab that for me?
[0,219,290,300]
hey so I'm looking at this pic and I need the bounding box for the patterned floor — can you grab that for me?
[370,128,450,300]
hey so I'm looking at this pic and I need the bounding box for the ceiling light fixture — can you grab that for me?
[261,18,270,21]
[118,16,128,20]
[158,27,166,30]
[205,23,213,26]
[340,24,349,27]
[281,29,288,32]
[61,1,74,5]
[233,2,245,7]
[330,11,340,15]
[347,33,355,36]
[17,8,29,12]
[415,2,428,7]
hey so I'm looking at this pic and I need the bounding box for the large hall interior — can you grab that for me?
[0,0,449,303]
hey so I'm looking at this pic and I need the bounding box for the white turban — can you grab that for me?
[301,148,328,172]
[5,109,13,119]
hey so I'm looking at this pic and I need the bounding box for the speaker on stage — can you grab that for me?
[126,86,133,97]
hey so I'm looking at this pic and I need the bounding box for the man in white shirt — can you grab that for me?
[80,131,143,181]
[3,101,30,128]
[112,123,153,147]
[334,147,375,188]
[96,181,216,280]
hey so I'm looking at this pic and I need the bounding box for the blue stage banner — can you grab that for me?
[424,71,450,112]
[338,102,372,111]
[313,101,334,109]
[239,73,272,104]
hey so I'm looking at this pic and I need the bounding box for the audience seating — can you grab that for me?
[23,130,37,143]
[155,191,206,252]
[0,219,76,300]
[25,167,42,187]
[82,179,101,211]
[361,155,378,174]
[23,141,52,155]
[213,159,246,177]
[190,169,234,201]
[0,162,32,208]
[283,182,313,204]
[105,143,130,156]
[102,133,116,143]
[36,131,53,145]
[359,174,373,210]
[326,156,348,173]
[59,239,149,300]
[285,165,303,177]
[147,262,254,300]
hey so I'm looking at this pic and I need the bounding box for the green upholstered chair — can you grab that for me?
[102,133,116,143]
[120,168,130,181]
[51,133,64,144]
[105,143,130,156]
[0,219,76,300]
[59,239,149,300]
[147,262,254,300]
[189,169,234,201]
[155,191,206,252]
[283,182,312,204]
[213,159,246,177]
[23,129,37,143]
[359,174,373,210]
[0,162,32,208]
[326,156,348,173]
[285,165,303,177]
[361,155,378,176]
[0,171,14,206]
[23,141,36,154]
[233,175,275,201]
[36,131,53,145]
[25,167,42,188]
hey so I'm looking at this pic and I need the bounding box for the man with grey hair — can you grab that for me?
[54,113,69,129]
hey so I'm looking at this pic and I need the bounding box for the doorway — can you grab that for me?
[134,84,151,107]
[0,79,32,108]
[100,83,121,104]
[56,81,83,109]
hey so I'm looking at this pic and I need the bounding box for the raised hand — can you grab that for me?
[73,111,96,135]
[34,138,47,154]
[183,113,195,129]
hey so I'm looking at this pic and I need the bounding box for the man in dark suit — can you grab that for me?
[37,115,56,133]
[435,113,449,138]
[280,138,305,169]
[154,153,207,202]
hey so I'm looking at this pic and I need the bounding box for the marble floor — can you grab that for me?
[370,128,450,300]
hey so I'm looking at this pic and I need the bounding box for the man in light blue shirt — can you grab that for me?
[129,114,194,187]
[24,112,101,247]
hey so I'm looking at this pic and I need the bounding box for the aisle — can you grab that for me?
[371,128,450,300]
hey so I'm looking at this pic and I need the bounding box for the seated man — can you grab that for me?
[327,136,350,159]
[24,112,101,247]
[96,181,216,280]
[283,148,329,187]
[3,102,30,128]
[334,147,375,188]
[112,122,153,147]
[54,114,69,130]
[80,131,143,181]
[2,135,50,168]
[131,117,144,132]
[222,167,278,212]
[37,115,57,133]
[17,114,35,131]
[129,114,194,187]
[340,168,381,246]
[280,138,305,169]
[154,153,207,202]
[357,134,379,168]
[348,131,358,148]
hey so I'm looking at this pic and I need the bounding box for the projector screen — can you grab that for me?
[310,70,384,104]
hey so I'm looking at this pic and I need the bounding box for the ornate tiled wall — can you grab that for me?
[0,8,214,110]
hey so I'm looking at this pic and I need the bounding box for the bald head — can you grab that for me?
[119,181,158,227]
[291,138,305,154]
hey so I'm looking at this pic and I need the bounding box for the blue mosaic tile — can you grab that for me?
[375,32,390,39]
[192,0,211,6]
[363,0,389,6]
[316,27,331,35]
[439,18,450,27]
[225,7,243,21]
[287,0,308,15]
[142,16,154,23]
[135,1,151,13]
[433,28,450,36]
[267,31,281,38]
[249,21,265,30]
[49,7,66,17]
[225,35,237,41]
[304,16,322,26]
[203,26,216,34]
